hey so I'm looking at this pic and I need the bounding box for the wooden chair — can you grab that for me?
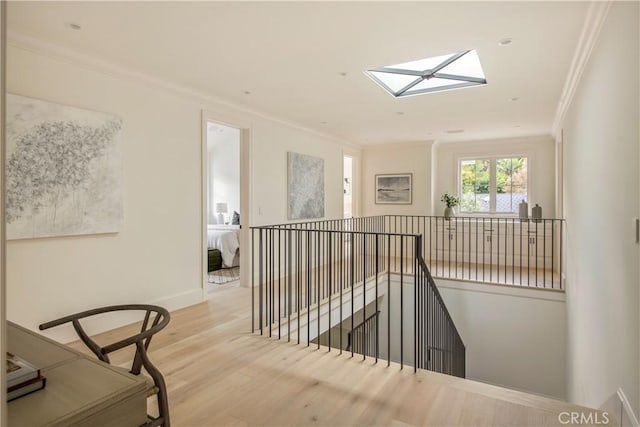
[39,304,171,427]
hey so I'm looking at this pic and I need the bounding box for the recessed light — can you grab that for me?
[243,90,251,95]
[445,129,465,134]
[66,22,82,30]
[510,97,519,102]
[339,72,348,77]
[498,38,513,46]
[321,121,328,125]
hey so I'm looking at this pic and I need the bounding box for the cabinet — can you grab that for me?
[424,218,559,279]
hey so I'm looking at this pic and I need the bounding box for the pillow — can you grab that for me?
[232,211,240,225]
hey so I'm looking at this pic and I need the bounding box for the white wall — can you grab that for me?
[366,275,566,399]
[561,2,639,415]
[438,279,567,399]
[362,141,434,217]
[433,135,556,217]
[6,41,359,342]
[207,124,240,224]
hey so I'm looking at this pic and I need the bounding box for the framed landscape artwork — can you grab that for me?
[375,173,412,204]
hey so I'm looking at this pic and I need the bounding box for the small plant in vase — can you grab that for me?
[441,193,459,220]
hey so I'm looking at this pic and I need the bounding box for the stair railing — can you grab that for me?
[250,216,466,377]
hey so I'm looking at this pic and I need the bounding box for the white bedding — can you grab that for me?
[207,225,240,267]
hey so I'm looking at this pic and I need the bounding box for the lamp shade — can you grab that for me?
[215,202,228,214]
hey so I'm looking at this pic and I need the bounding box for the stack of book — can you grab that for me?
[6,352,46,401]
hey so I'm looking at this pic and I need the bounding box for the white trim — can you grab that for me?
[436,278,566,302]
[618,388,640,427]
[201,112,253,289]
[201,114,210,290]
[551,1,612,139]
[40,289,205,344]
[555,134,564,219]
[149,288,205,314]
[7,31,361,151]
[239,128,252,288]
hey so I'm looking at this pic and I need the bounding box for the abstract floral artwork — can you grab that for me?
[287,152,325,220]
[6,94,123,239]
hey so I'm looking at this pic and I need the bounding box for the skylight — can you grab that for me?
[364,50,487,98]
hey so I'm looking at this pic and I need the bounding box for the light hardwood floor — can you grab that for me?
[69,283,608,426]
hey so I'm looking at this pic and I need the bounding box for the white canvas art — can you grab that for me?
[288,152,325,220]
[6,94,123,240]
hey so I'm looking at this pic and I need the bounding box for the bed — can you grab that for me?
[207,225,240,269]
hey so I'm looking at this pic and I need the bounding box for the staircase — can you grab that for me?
[250,216,465,378]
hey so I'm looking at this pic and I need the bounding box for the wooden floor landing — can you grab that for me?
[69,283,604,426]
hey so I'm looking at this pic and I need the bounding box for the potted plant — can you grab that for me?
[441,193,459,220]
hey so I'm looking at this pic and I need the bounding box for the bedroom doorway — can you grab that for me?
[205,120,241,287]
[344,155,353,219]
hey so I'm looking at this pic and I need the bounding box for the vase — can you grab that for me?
[444,206,455,220]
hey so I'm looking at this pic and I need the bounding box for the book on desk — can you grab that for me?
[6,352,47,401]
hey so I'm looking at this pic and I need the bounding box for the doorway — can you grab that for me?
[205,121,241,287]
[343,155,354,218]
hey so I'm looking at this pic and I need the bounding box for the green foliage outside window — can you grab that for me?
[460,157,527,213]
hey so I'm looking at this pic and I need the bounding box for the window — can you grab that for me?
[459,156,528,214]
[364,50,487,98]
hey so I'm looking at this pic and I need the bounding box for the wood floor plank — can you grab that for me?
[64,283,611,426]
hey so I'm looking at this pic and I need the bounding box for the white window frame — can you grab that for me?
[457,154,531,215]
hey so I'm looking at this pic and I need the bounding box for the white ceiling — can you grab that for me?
[7,1,589,145]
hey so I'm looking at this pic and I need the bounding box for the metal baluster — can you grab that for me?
[535,219,539,287]
[375,234,379,363]
[363,234,367,361]
[340,231,343,354]
[414,236,419,372]
[278,228,281,339]
[387,236,391,367]
[297,229,301,345]
[252,229,255,333]
[287,227,292,342]
[504,218,508,284]
[259,229,263,334]
[328,232,332,352]
[543,219,547,288]
[307,231,311,346]
[400,235,404,369]
[351,232,355,358]
[317,231,321,349]
[497,218,500,283]
[560,220,563,290]
[552,220,555,289]
[490,218,493,283]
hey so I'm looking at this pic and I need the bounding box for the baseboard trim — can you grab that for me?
[149,288,205,313]
[41,288,205,344]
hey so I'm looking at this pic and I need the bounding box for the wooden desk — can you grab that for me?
[7,322,148,427]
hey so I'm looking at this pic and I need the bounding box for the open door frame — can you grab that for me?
[201,111,252,292]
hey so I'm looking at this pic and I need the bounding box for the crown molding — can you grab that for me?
[7,31,362,151]
[551,1,611,140]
